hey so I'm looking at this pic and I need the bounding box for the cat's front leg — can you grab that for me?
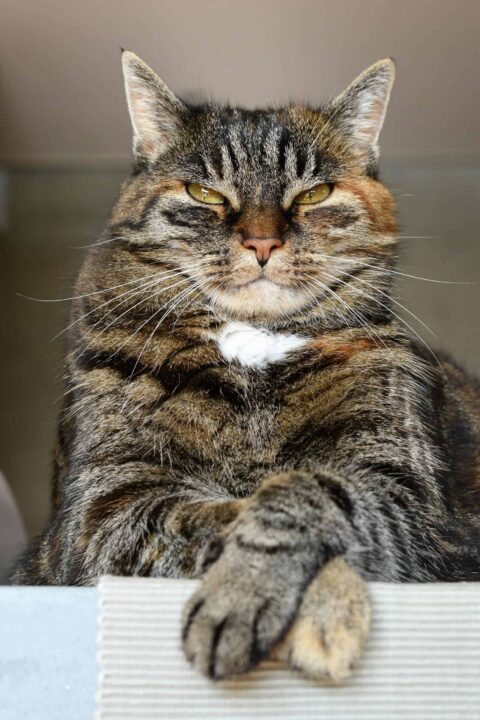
[182,470,358,679]
[273,557,370,684]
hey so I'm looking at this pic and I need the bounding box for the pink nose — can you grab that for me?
[242,237,283,266]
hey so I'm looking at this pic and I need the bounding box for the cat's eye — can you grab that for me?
[295,183,332,205]
[186,183,226,205]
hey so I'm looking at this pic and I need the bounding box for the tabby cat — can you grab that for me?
[13,52,480,683]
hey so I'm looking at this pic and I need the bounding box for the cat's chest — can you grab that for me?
[155,323,308,471]
[215,322,308,370]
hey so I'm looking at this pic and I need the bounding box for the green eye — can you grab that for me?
[187,183,226,205]
[295,183,332,205]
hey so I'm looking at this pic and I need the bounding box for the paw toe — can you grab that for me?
[288,616,363,683]
[210,617,254,679]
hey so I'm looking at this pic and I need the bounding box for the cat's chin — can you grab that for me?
[207,278,311,320]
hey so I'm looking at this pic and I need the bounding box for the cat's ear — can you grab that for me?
[121,50,186,163]
[325,59,395,169]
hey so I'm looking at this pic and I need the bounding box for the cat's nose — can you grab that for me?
[241,237,283,267]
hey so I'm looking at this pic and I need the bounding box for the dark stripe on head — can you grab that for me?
[224,137,240,173]
[277,127,291,171]
[210,146,225,180]
[295,148,308,178]
[185,152,211,180]
[312,151,326,178]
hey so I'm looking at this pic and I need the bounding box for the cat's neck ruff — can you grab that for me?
[216,322,308,370]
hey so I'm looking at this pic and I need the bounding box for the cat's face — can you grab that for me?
[109,53,396,329]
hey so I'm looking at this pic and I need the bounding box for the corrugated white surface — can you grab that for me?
[96,576,480,720]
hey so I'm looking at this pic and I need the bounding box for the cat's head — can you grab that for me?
[107,52,396,330]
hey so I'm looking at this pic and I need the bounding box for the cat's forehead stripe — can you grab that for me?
[187,124,334,201]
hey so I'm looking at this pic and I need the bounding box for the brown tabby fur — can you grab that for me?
[12,53,480,682]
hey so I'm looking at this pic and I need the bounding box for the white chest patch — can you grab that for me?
[216,322,308,370]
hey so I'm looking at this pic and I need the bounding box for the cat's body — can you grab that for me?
[13,54,480,681]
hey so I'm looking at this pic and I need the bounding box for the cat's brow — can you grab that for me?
[181,152,218,183]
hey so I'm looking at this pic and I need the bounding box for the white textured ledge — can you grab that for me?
[96,576,480,720]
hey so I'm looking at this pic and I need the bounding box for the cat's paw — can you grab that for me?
[182,544,300,680]
[273,558,370,684]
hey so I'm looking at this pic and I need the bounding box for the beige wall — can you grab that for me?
[1,0,479,162]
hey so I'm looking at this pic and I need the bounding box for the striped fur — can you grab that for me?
[12,54,480,682]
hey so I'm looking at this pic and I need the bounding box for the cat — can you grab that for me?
[12,51,480,683]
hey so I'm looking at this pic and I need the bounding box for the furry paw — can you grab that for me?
[273,558,370,684]
[182,543,302,680]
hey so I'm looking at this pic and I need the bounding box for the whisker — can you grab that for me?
[18,256,214,304]
[76,261,211,338]
[52,259,212,342]
[108,274,214,368]
[397,235,435,240]
[321,268,437,339]
[312,250,471,285]
[75,280,190,359]
[69,237,123,249]
[305,276,392,356]
[297,279,329,327]
[70,230,198,250]
[18,271,165,304]
[51,276,170,343]
[314,271,445,375]
[305,276,424,379]
[76,270,208,359]
[304,278,351,330]
[119,275,218,411]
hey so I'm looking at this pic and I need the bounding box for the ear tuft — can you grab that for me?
[325,58,395,169]
[121,51,186,164]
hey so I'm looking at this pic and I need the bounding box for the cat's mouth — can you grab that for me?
[206,274,312,320]
[230,277,288,292]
